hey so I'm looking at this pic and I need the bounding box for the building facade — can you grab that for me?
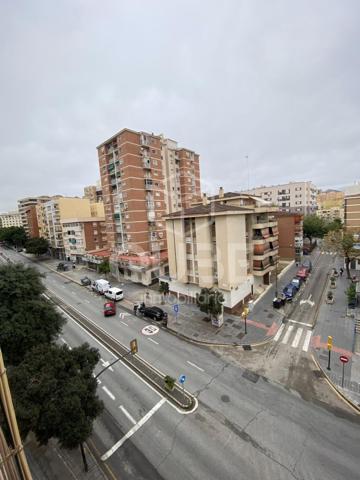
[344,184,360,235]
[164,190,279,310]
[39,197,104,258]
[83,182,103,203]
[97,128,201,285]
[242,181,318,214]
[316,190,344,222]
[25,205,40,238]
[275,212,303,261]
[61,217,107,262]
[0,211,22,228]
[17,196,51,236]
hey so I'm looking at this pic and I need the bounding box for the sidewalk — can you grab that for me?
[31,255,301,347]
[312,257,360,410]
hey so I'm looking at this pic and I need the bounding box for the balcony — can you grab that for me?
[148,210,156,222]
[146,201,155,209]
[151,241,160,251]
[143,157,151,169]
[140,134,151,147]
[144,180,153,190]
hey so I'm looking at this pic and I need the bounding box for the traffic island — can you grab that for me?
[46,289,196,413]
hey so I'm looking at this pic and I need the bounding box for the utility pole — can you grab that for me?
[0,349,32,479]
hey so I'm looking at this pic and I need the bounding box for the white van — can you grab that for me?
[104,287,124,301]
[91,279,111,294]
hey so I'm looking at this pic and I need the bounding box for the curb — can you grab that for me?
[311,351,360,414]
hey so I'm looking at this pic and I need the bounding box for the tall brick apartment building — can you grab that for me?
[97,128,201,285]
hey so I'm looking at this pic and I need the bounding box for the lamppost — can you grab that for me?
[242,307,249,335]
[95,339,138,379]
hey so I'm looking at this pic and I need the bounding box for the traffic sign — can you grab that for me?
[339,355,349,364]
[179,374,186,384]
[173,304,179,314]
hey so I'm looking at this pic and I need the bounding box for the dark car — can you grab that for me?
[80,276,92,286]
[103,302,116,317]
[138,305,168,321]
[273,294,286,309]
[283,283,297,300]
[302,259,312,272]
[57,262,69,271]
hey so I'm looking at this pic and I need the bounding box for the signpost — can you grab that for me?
[242,307,250,335]
[339,355,349,387]
[179,374,186,391]
[173,304,179,321]
[327,336,333,370]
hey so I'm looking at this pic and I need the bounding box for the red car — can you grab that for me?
[103,302,116,317]
[296,267,309,280]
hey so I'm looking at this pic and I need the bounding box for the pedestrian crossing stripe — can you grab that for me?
[274,325,312,352]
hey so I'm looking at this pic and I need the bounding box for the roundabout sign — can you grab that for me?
[141,325,159,336]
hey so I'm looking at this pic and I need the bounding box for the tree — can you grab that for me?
[159,281,169,295]
[323,230,359,279]
[0,263,64,365]
[98,260,110,275]
[0,227,27,248]
[303,215,328,241]
[326,217,342,232]
[25,237,50,256]
[8,343,104,469]
[196,287,224,321]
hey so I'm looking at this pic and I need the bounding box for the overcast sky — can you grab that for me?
[1,0,359,212]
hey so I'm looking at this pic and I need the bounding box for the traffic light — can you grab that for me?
[327,335,333,351]
[130,339,138,355]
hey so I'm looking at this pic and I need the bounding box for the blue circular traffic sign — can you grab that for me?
[179,374,186,384]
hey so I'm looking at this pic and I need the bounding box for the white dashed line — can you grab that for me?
[101,398,166,460]
[102,386,115,400]
[147,338,159,345]
[302,330,312,352]
[119,405,136,425]
[273,324,285,342]
[187,361,204,372]
[282,325,294,344]
[291,328,303,348]
[289,319,312,327]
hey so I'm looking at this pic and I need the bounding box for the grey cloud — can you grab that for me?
[1,0,359,211]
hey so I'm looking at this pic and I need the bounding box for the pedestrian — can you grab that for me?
[339,267,343,277]
[133,304,138,316]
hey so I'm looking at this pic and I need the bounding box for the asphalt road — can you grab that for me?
[2,249,360,480]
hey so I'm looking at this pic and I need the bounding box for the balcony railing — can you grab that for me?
[144,181,153,190]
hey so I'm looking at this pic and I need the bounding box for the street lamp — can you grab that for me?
[242,307,249,335]
[95,339,138,379]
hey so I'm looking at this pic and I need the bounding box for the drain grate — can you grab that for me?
[237,332,245,339]
[242,369,259,383]
[242,344,252,351]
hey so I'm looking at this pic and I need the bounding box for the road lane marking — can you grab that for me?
[288,319,312,327]
[120,321,128,326]
[273,324,285,342]
[147,338,159,345]
[53,299,197,415]
[282,325,294,344]
[101,398,166,460]
[291,328,303,348]
[102,386,115,400]
[302,330,312,352]
[100,359,114,372]
[119,405,136,425]
[187,361,204,372]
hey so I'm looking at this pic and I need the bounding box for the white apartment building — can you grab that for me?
[164,189,279,310]
[0,211,22,228]
[242,181,318,214]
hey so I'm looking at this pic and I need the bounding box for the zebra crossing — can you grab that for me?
[273,323,312,352]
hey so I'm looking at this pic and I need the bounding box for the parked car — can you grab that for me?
[138,305,168,321]
[92,279,111,294]
[296,267,309,281]
[104,287,124,301]
[103,301,116,317]
[283,283,298,300]
[57,262,69,271]
[291,277,302,290]
[80,276,92,286]
[273,294,286,309]
[302,259,312,272]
